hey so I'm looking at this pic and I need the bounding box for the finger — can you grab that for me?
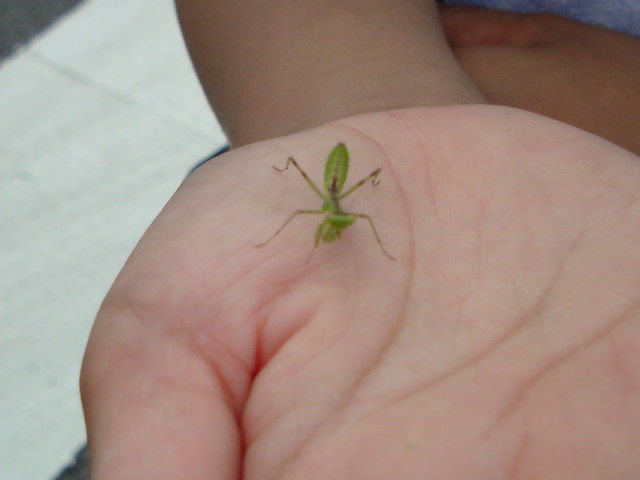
[81,303,241,480]
[439,5,553,47]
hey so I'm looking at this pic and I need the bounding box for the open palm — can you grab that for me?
[82,106,640,479]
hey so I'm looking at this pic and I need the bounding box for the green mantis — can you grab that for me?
[257,143,395,260]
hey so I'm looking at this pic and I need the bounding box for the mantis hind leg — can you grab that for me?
[351,213,396,260]
[256,209,324,247]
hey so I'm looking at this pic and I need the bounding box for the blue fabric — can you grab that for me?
[443,0,640,37]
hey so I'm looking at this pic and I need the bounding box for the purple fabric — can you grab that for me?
[443,0,640,37]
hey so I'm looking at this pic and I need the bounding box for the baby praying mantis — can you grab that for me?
[256,142,395,260]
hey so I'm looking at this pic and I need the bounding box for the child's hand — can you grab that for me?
[440,5,640,155]
[82,106,640,479]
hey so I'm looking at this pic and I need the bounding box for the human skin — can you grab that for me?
[439,5,640,156]
[80,1,640,479]
[171,0,483,146]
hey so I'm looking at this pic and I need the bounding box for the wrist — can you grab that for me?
[177,0,483,146]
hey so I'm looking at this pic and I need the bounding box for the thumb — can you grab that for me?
[439,5,551,47]
[81,304,242,480]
